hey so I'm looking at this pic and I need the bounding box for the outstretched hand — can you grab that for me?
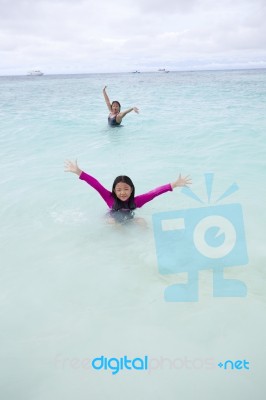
[103,86,107,91]
[133,107,139,113]
[64,159,82,176]
[171,174,192,189]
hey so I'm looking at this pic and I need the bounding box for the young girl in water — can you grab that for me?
[64,160,192,224]
[103,86,139,126]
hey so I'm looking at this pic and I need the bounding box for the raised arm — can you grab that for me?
[64,160,113,208]
[171,174,192,189]
[64,159,82,176]
[135,174,192,208]
[116,107,139,123]
[103,86,112,112]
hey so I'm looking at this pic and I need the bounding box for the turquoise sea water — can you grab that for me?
[1,70,266,399]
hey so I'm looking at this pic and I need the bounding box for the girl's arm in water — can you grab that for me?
[135,174,192,208]
[103,86,112,112]
[116,107,139,123]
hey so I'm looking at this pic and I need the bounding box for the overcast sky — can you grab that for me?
[1,0,266,75]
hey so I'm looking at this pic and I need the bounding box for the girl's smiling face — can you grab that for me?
[114,182,132,202]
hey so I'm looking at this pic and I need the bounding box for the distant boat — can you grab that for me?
[132,70,140,73]
[158,68,169,73]
[27,70,44,76]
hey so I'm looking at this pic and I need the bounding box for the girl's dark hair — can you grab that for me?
[112,176,136,210]
[111,101,121,111]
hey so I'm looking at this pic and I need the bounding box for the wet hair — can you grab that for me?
[111,101,121,111]
[111,176,136,210]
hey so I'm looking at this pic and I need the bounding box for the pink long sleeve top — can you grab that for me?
[79,171,172,209]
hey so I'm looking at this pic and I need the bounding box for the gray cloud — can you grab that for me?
[1,0,266,75]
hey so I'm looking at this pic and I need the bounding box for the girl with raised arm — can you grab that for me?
[64,160,192,224]
[103,86,139,127]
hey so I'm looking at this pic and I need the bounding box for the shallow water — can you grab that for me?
[0,70,266,399]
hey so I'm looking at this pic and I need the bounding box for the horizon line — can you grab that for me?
[1,66,266,78]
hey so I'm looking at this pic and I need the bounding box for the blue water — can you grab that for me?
[1,70,266,400]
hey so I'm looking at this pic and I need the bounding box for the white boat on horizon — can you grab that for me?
[27,70,44,76]
[158,68,169,73]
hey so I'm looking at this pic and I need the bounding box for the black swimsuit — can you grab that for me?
[108,115,121,126]
[109,209,135,223]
